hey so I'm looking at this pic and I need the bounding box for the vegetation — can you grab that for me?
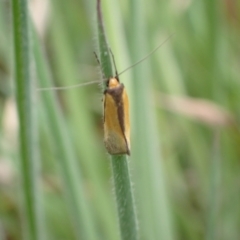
[0,0,239,239]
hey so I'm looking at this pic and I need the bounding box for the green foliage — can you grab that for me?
[0,0,239,239]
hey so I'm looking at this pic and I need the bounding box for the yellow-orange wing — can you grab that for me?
[103,78,130,155]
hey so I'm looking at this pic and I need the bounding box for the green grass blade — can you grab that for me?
[111,155,138,240]
[206,130,221,240]
[96,0,113,78]
[96,1,138,239]
[11,1,44,239]
[32,30,99,240]
[127,1,174,239]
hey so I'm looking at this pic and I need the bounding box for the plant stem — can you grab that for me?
[11,0,43,239]
[111,155,138,240]
[96,1,138,239]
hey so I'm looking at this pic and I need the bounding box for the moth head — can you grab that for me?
[107,77,120,89]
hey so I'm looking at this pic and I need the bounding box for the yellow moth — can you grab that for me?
[103,76,130,155]
[94,49,130,155]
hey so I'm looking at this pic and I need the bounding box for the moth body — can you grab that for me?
[103,77,130,155]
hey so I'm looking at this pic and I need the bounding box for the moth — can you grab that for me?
[103,76,130,155]
[94,50,130,155]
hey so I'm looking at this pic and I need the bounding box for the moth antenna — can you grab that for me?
[38,34,174,91]
[109,48,119,78]
[118,33,175,77]
[38,53,109,91]
[37,79,106,91]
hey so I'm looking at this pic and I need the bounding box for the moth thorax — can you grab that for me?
[108,78,119,88]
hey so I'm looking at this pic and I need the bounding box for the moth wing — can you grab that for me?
[103,92,130,155]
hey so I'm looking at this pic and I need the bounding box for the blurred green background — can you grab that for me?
[1,0,240,239]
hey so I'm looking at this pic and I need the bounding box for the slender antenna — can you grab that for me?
[109,48,119,77]
[118,33,175,77]
[37,53,110,91]
[37,80,104,91]
[37,35,174,91]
